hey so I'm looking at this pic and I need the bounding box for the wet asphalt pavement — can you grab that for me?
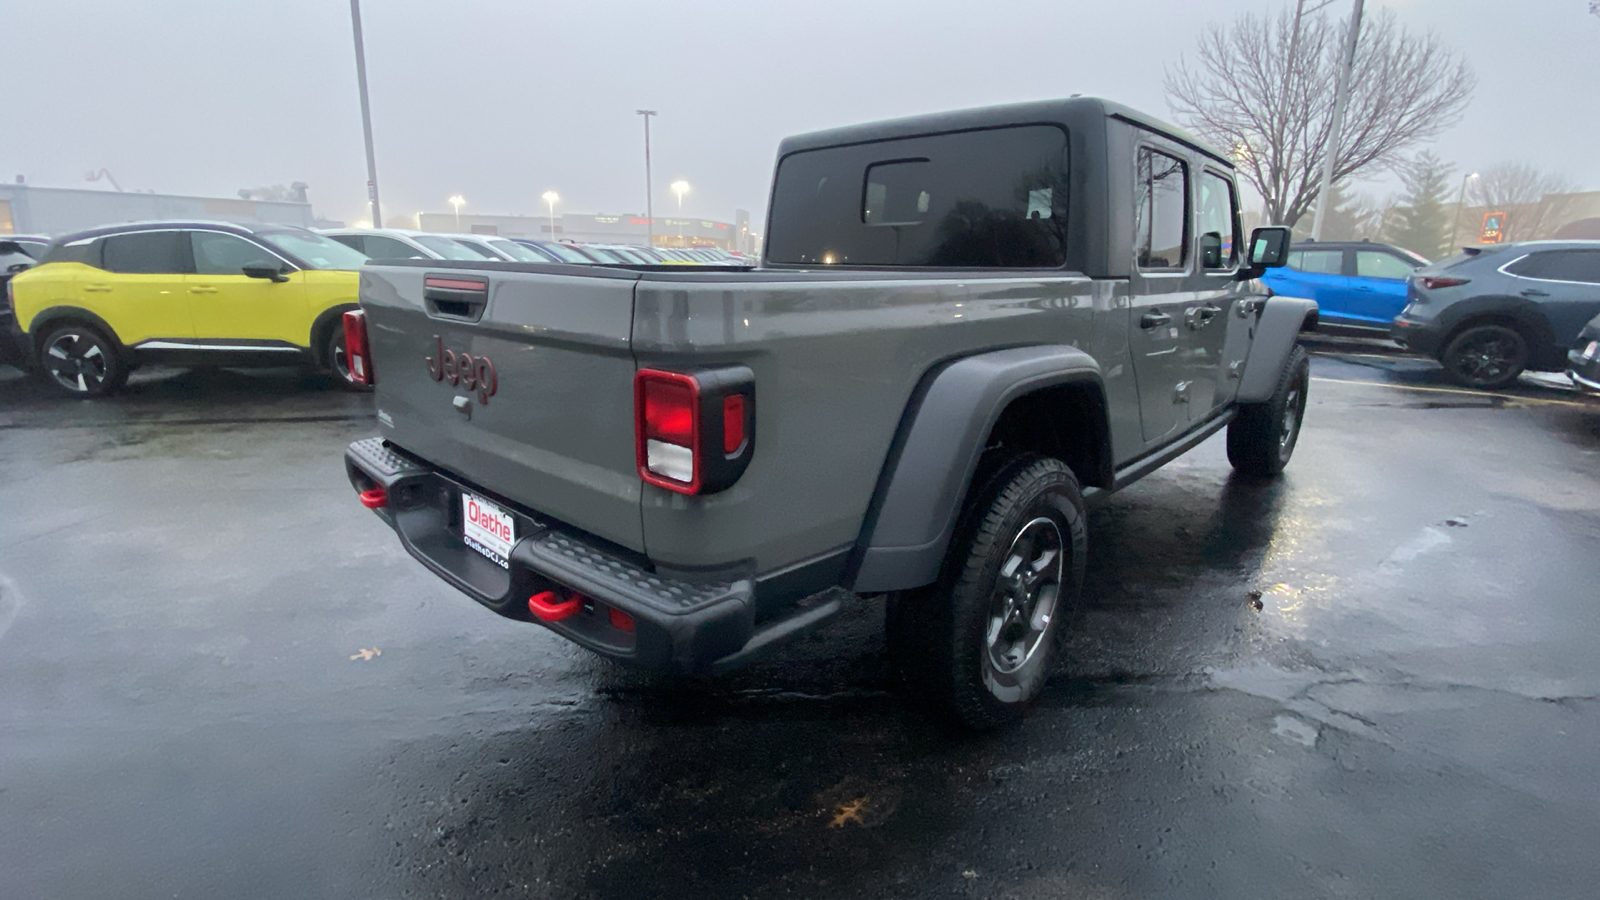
[1,344,1598,899]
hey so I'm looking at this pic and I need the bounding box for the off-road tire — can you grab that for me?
[1439,323,1528,390]
[1227,344,1309,477]
[891,454,1087,731]
[37,323,128,397]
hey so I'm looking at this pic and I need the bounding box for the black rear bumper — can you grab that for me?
[0,312,29,370]
[344,437,841,673]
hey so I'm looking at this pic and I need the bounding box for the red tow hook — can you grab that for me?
[528,590,584,623]
[358,487,388,509]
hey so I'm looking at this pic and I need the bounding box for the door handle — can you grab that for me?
[1140,310,1171,329]
[189,286,219,293]
[83,284,112,292]
[1520,289,1550,298]
[1198,303,1222,320]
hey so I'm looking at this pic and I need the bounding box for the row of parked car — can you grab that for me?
[320,228,752,268]
[0,222,754,396]
[1261,237,1600,392]
[2,222,1597,398]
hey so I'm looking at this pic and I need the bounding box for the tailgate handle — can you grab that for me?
[423,275,490,322]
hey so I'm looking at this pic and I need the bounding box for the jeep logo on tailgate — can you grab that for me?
[426,335,497,404]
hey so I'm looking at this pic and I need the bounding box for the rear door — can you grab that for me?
[185,231,308,345]
[93,231,193,343]
[1349,248,1420,325]
[1503,249,1600,343]
[1127,143,1195,445]
[363,265,647,552]
[1278,247,1351,319]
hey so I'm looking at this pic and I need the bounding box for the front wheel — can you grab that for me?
[893,455,1087,730]
[1227,344,1309,477]
[37,324,127,397]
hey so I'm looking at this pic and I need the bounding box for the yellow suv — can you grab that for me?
[4,221,370,396]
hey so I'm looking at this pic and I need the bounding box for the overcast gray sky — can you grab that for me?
[4,0,1596,228]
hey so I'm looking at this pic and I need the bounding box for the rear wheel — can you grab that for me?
[1440,323,1528,390]
[37,324,127,397]
[891,455,1086,730]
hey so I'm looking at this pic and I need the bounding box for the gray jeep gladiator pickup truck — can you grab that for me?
[344,97,1313,729]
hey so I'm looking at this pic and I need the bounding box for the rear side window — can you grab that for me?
[101,231,188,274]
[1506,250,1600,284]
[363,236,423,259]
[1135,148,1188,270]
[1355,250,1416,280]
[41,240,94,266]
[766,125,1069,268]
[1287,249,1343,275]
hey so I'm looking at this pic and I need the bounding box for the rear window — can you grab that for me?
[1505,249,1600,284]
[1286,249,1343,275]
[766,125,1069,268]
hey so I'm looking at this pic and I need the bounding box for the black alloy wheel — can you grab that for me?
[38,325,127,397]
[1440,324,1529,390]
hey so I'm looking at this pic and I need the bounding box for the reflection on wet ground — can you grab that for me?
[1,353,1598,898]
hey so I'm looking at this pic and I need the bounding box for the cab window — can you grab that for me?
[1197,171,1239,269]
[191,232,279,275]
[101,231,187,274]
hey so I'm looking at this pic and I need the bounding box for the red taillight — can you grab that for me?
[636,369,701,493]
[634,366,755,495]
[342,309,374,385]
[1418,276,1470,290]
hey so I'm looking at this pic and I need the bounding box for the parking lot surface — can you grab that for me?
[2,352,1598,899]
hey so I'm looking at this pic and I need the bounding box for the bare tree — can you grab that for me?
[1465,163,1578,243]
[1166,7,1474,227]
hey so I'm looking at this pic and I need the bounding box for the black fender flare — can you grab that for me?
[846,345,1107,594]
[1238,297,1317,403]
[24,306,127,352]
[308,302,360,369]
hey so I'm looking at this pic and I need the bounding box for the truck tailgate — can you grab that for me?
[361,263,644,552]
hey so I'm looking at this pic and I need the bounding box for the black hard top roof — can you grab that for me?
[776,96,1231,166]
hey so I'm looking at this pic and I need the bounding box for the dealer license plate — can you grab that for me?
[461,491,515,568]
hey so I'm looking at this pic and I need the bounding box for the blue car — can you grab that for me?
[1261,240,1429,331]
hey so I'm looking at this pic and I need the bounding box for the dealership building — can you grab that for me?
[0,180,326,237]
[418,209,754,252]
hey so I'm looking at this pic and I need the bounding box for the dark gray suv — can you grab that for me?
[1392,241,1600,389]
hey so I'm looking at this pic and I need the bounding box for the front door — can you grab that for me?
[91,230,193,344]
[1189,169,1250,418]
[184,231,307,345]
[1128,145,1196,445]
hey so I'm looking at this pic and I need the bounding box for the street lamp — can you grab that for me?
[348,0,383,228]
[1452,172,1479,250]
[541,191,560,241]
[636,110,657,246]
[671,180,689,245]
[448,194,465,231]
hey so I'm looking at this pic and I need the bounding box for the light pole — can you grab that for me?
[636,110,657,246]
[348,0,383,227]
[448,195,465,231]
[542,191,559,241]
[1452,172,1479,251]
[1310,0,1365,241]
[670,180,689,246]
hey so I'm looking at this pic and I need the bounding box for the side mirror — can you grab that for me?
[1238,226,1291,279]
[242,264,290,283]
